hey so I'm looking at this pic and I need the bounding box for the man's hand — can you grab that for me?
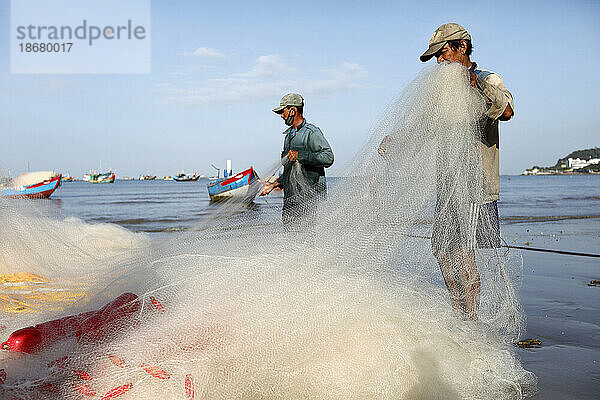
[498,103,514,121]
[378,135,390,156]
[259,181,279,196]
[286,150,299,162]
[469,70,478,88]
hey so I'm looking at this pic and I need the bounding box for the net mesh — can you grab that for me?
[0,63,536,399]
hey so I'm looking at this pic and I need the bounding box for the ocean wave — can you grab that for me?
[502,215,600,224]
[561,196,600,201]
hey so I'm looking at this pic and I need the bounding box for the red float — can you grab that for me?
[100,383,133,399]
[185,374,195,399]
[141,363,170,379]
[0,293,140,354]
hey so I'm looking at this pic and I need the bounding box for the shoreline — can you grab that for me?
[519,172,600,176]
[503,217,600,400]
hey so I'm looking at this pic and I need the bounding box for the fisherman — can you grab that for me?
[420,23,514,319]
[260,93,334,230]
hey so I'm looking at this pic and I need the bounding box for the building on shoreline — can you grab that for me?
[522,150,600,175]
[567,157,600,170]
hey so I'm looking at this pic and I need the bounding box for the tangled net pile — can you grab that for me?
[0,63,536,399]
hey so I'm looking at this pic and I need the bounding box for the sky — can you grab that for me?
[0,0,598,177]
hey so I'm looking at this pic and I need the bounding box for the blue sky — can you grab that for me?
[0,0,598,177]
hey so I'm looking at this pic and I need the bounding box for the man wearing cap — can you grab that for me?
[260,93,334,230]
[420,23,514,320]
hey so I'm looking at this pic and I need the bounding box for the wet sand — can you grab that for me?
[503,218,600,399]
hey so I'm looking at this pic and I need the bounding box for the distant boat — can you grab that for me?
[1,171,62,198]
[88,171,115,183]
[207,166,260,202]
[173,172,200,182]
[61,173,74,182]
[139,175,157,180]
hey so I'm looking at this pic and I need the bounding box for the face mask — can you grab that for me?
[284,109,296,126]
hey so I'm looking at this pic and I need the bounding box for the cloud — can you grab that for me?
[232,55,290,78]
[179,47,225,58]
[158,56,367,106]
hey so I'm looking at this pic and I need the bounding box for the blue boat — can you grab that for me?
[1,171,62,198]
[207,166,260,202]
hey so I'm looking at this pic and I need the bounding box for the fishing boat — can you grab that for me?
[207,166,261,202]
[1,171,62,198]
[88,171,115,183]
[173,172,200,182]
[61,174,74,182]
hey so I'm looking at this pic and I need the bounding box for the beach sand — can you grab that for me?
[503,218,600,399]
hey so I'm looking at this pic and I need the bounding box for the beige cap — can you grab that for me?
[272,93,304,113]
[420,23,471,62]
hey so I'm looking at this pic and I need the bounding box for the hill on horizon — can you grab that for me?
[553,147,600,167]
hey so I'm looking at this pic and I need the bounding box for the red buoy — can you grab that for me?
[100,383,133,399]
[74,382,97,396]
[149,296,166,313]
[0,293,140,354]
[185,374,195,399]
[141,363,170,380]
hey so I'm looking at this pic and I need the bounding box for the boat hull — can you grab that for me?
[1,174,62,199]
[89,172,115,183]
[173,175,200,182]
[207,167,260,202]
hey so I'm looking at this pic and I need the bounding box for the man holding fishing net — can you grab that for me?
[418,23,514,320]
[260,93,334,231]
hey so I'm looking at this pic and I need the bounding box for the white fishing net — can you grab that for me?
[0,63,536,399]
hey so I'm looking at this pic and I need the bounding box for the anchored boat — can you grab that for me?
[207,166,260,202]
[1,171,62,198]
[61,174,74,182]
[173,172,200,182]
[88,171,115,183]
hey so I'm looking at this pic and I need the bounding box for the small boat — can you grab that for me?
[207,166,260,202]
[173,172,200,182]
[1,171,62,198]
[61,174,74,183]
[88,171,115,183]
[139,175,157,180]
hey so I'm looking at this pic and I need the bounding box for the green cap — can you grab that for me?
[420,23,471,62]
[272,93,304,114]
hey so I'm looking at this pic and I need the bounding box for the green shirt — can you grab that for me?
[277,120,334,203]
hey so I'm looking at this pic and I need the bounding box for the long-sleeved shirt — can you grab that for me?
[277,119,334,203]
[473,64,515,203]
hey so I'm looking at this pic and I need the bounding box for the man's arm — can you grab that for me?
[473,72,515,121]
[297,127,334,168]
[378,135,391,156]
[259,179,280,196]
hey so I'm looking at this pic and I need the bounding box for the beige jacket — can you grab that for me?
[474,66,514,203]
